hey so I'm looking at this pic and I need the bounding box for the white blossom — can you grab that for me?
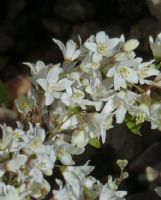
[137,60,159,84]
[37,64,73,105]
[122,39,139,52]
[0,183,26,200]
[106,59,139,90]
[84,31,121,59]
[102,90,138,123]
[6,154,27,173]
[53,39,81,61]
[0,30,160,200]
[149,33,161,59]
[61,87,102,111]
[99,182,127,200]
[54,137,84,165]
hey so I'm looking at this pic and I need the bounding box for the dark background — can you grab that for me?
[0,0,160,81]
[0,0,161,199]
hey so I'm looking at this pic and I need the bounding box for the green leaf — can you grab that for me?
[88,138,100,148]
[68,107,81,114]
[155,62,161,69]
[0,81,9,106]
[124,113,142,136]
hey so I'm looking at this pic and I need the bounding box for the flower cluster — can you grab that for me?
[0,31,161,199]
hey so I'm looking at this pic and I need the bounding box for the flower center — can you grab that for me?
[97,43,107,54]
[72,91,85,101]
[135,112,145,124]
[139,69,148,78]
[119,66,129,77]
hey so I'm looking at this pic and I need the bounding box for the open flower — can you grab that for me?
[102,90,138,123]
[61,164,94,200]
[0,184,21,200]
[106,59,139,90]
[54,137,84,165]
[6,154,27,173]
[86,112,113,143]
[61,87,102,111]
[37,64,73,105]
[137,60,159,85]
[98,180,127,200]
[53,39,80,61]
[23,61,49,88]
[30,145,56,176]
[84,31,121,59]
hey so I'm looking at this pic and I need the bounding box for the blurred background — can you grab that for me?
[0,0,161,81]
[0,0,161,199]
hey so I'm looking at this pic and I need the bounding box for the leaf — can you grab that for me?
[68,107,81,114]
[124,113,142,136]
[155,62,161,69]
[88,138,100,148]
[0,81,9,106]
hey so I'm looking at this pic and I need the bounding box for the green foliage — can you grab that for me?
[88,138,100,148]
[155,62,161,69]
[124,113,142,135]
[68,107,82,114]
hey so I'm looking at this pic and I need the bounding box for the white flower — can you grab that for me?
[54,138,84,165]
[61,87,102,111]
[53,39,81,61]
[53,179,76,200]
[86,75,114,101]
[64,163,94,183]
[98,176,127,200]
[37,64,73,105]
[80,53,102,73]
[6,154,27,173]
[86,112,113,143]
[0,186,19,200]
[26,123,46,148]
[61,164,94,200]
[122,39,139,52]
[24,60,46,76]
[84,31,120,58]
[137,60,159,84]
[29,167,44,183]
[129,104,151,124]
[0,124,26,152]
[23,61,48,88]
[15,95,35,114]
[60,114,80,130]
[71,126,89,148]
[62,170,82,199]
[83,176,97,196]
[99,183,127,200]
[149,33,161,59]
[102,90,138,123]
[0,183,24,200]
[31,145,56,176]
[0,125,13,151]
[106,59,139,90]
[29,179,50,199]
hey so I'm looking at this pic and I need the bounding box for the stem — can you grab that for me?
[46,111,78,141]
[132,84,145,93]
